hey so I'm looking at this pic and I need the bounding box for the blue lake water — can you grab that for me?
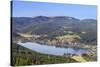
[18,42,88,56]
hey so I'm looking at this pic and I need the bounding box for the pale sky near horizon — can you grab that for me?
[12,1,97,19]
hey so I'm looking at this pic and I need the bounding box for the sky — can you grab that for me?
[12,1,97,19]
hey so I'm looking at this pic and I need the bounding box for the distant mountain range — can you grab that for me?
[12,16,97,34]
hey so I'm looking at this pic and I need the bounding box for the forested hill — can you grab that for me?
[12,16,97,34]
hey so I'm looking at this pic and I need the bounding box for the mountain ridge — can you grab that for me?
[12,16,97,35]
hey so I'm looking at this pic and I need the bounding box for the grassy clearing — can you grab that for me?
[56,34,81,39]
[72,55,86,62]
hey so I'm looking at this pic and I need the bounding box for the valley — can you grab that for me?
[12,16,97,65]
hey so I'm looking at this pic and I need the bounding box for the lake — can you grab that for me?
[17,42,88,56]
